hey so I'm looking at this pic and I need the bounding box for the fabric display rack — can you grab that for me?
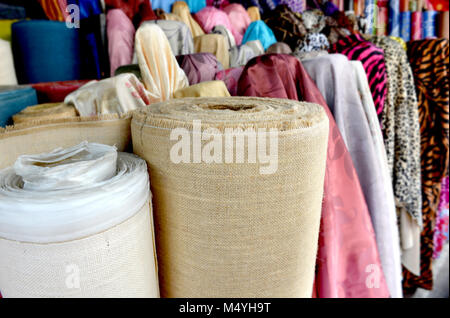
[0,0,448,299]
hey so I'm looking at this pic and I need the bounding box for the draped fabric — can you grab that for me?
[176,53,223,85]
[211,25,236,49]
[223,4,252,45]
[230,0,277,15]
[266,42,292,54]
[145,20,194,56]
[214,66,244,96]
[278,0,305,13]
[242,20,276,50]
[247,6,261,21]
[150,0,176,13]
[172,1,205,37]
[31,80,92,103]
[263,5,307,50]
[302,53,403,298]
[184,0,206,13]
[37,0,68,22]
[104,0,157,27]
[329,34,387,117]
[194,6,242,45]
[194,34,230,69]
[402,39,449,293]
[107,9,135,75]
[230,40,264,67]
[237,53,390,298]
[135,23,189,103]
[296,33,329,52]
[154,9,183,21]
[434,176,449,259]
[173,80,231,98]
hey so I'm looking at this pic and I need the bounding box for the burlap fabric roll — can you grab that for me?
[131,97,329,297]
[0,142,160,297]
[12,103,78,124]
[0,114,132,170]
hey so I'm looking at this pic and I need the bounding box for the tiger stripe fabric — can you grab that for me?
[403,39,449,292]
[330,34,387,118]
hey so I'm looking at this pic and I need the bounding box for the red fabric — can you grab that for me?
[104,0,157,26]
[238,54,390,298]
[31,80,92,103]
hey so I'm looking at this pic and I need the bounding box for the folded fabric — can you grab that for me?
[12,103,78,124]
[214,66,244,96]
[131,97,328,297]
[11,20,81,84]
[104,0,157,26]
[194,6,242,44]
[302,53,403,298]
[223,4,251,45]
[0,142,159,297]
[242,20,276,50]
[266,42,292,54]
[64,74,150,116]
[135,23,189,103]
[229,40,264,67]
[0,87,38,127]
[31,80,92,103]
[237,54,390,298]
[247,6,261,21]
[173,80,230,97]
[145,20,194,55]
[194,34,230,69]
[211,25,236,49]
[176,53,223,85]
[107,9,135,75]
[0,3,26,19]
[172,1,205,37]
[0,39,18,86]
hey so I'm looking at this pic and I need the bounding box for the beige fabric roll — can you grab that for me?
[131,97,329,298]
[13,103,78,124]
[247,6,261,22]
[0,114,132,170]
[173,80,230,98]
[0,39,18,86]
[194,34,230,69]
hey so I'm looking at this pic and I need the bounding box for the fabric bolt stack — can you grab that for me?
[132,97,329,297]
[12,103,78,125]
[0,142,159,297]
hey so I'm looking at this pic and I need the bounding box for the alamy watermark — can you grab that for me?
[169,120,279,175]
[65,4,80,29]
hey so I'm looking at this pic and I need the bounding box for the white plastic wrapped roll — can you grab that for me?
[0,142,159,297]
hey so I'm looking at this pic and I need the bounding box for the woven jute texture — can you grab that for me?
[131,97,329,298]
[0,114,132,169]
[0,201,160,298]
[12,103,77,124]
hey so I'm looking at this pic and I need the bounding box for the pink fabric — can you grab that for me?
[223,4,251,45]
[434,176,449,259]
[194,6,242,45]
[107,9,136,75]
[214,66,244,96]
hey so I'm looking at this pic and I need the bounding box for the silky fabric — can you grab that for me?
[173,80,230,98]
[266,42,292,54]
[302,53,403,298]
[0,39,18,85]
[64,74,150,116]
[247,6,261,21]
[211,25,236,49]
[237,54,390,298]
[172,1,205,37]
[0,87,38,127]
[330,34,387,117]
[11,20,81,84]
[229,40,264,68]
[433,176,449,259]
[403,39,449,292]
[242,20,276,51]
[176,53,223,85]
[263,5,306,50]
[31,80,92,103]
[151,0,176,12]
[12,103,77,125]
[184,0,206,13]
[105,0,157,26]
[107,9,135,75]
[223,4,251,45]
[135,23,189,103]
[214,66,244,96]
[194,34,230,69]
[38,0,68,22]
[145,20,194,56]
[194,7,242,45]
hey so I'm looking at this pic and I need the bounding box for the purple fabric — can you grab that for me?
[278,0,305,13]
[176,53,223,85]
[214,66,244,96]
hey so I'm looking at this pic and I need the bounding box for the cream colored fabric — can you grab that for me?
[230,40,264,67]
[400,208,422,276]
[172,1,205,37]
[0,39,18,85]
[13,103,78,124]
[0,143,159,297]
[135,23,189,103]
[194,34,230,69]
[0,114,132,170]
[131,97,329,297]
[247,6,261,22]
[173,80,230,98]
[64,73,150,116]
